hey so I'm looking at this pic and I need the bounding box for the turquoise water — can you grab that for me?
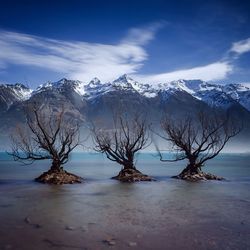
[1,152,250,182]
[0,152,250,250]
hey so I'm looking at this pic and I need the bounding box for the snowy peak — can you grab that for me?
[1,75,250,112]
[113,74,130,83]
[163,80,236,108]
[168,80,250,110]
[0,83,32,101]
[36,78,84,95]
[111,74,158,97]
[164,79,217,93]
[35,77,105,98]
[222,83,250,94]
[56,78,68,85]
[13,84,33,100]
[112,74,134,90]
[221,83,250,111]
[54,78,82,88]
[82,78,109,99]
[88,77,101,87]
[0,83,32,111]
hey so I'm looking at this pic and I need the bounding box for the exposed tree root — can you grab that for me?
[112,168,154,182]
[35,169,82,184]
[172,171,224,181]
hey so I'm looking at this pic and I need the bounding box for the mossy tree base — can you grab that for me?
[172,171,224,181]
[35,169,82,184]
[112,168,153,182]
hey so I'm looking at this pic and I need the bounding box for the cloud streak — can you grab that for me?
[0,26,249,84]
[134,62,233,83]
[230,38,250,55]
[0,26,159,82]
[135,36,250,84]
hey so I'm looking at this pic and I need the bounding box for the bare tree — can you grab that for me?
[92,113,152,181]
[9,103,82,184]
[156,111,241,180]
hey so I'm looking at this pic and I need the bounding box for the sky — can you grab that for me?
[0,0,250,88]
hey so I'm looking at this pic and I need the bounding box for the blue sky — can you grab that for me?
[0,0,250,87]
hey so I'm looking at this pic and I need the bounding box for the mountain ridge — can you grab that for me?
[1,74,250,111]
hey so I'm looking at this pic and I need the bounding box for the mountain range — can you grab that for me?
[0,74,250,151]
[1,74,250,110]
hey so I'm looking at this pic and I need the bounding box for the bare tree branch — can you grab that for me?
[92,112,151,170]
[9,103,80,171]
[155,110,242,175]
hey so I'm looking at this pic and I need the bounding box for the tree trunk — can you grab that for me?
[50,159,63,172]
[179,163,201,177]
[123,162,136,170]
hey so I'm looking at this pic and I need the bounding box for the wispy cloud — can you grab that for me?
[0,24,163,82]
[135,37,250,84]
[0,26,249,84]
[230,38,250,55]
[122,22,166,45]
[134,62,233,83]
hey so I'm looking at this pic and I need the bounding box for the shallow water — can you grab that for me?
[0,153,250,250]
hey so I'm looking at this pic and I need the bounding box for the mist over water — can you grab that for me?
[0,152,250,249]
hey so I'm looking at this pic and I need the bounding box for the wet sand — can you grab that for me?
[0,153,250,250]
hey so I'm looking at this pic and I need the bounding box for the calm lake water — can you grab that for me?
[0,152,250,250]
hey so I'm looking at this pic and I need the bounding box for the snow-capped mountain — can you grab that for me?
[1,75,250,112]
[0,83,32,100]
[0,83,32,111]
[180,80,250,110]
[222,83,250,111]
